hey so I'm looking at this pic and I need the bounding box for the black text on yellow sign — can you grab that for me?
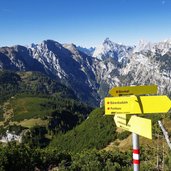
[109,85,157,97]
[114,114,152,139]
[105,95,171,115]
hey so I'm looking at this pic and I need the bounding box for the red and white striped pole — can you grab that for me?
[132,132,140,171]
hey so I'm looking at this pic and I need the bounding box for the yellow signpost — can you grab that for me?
[105,95,171,115]
[104,85,170,171]
[109,85,157,97]
[114,114,152,139]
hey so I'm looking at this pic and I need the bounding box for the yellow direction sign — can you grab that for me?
[105,95,171,115]
[109,85,157,97]
[114,114,152,139]
[114,114,127,127]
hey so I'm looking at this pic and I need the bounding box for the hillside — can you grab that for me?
[50,108,116,153]
[0,71,132,170]
[0,71,76,104]
[0,71,92,135]
[0,104,171,170]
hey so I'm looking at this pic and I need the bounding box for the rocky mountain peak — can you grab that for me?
[93,38,133,64]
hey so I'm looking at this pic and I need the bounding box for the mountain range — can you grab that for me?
[0,38,171,106]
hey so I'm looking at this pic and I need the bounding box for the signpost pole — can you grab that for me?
[132,132,140,171]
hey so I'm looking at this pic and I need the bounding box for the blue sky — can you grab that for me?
[0,0,171,47]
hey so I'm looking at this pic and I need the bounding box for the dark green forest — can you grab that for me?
[0,71,171,170]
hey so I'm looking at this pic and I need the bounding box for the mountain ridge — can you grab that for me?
[0,38,171,106]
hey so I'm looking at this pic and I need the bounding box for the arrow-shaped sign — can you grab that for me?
[114,114,152,139]
[114,114,128,127]
[109,85,157,97]
[105,95,171,115]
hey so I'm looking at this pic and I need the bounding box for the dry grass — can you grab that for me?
[16,118,48,128]
[104,118,171,153]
